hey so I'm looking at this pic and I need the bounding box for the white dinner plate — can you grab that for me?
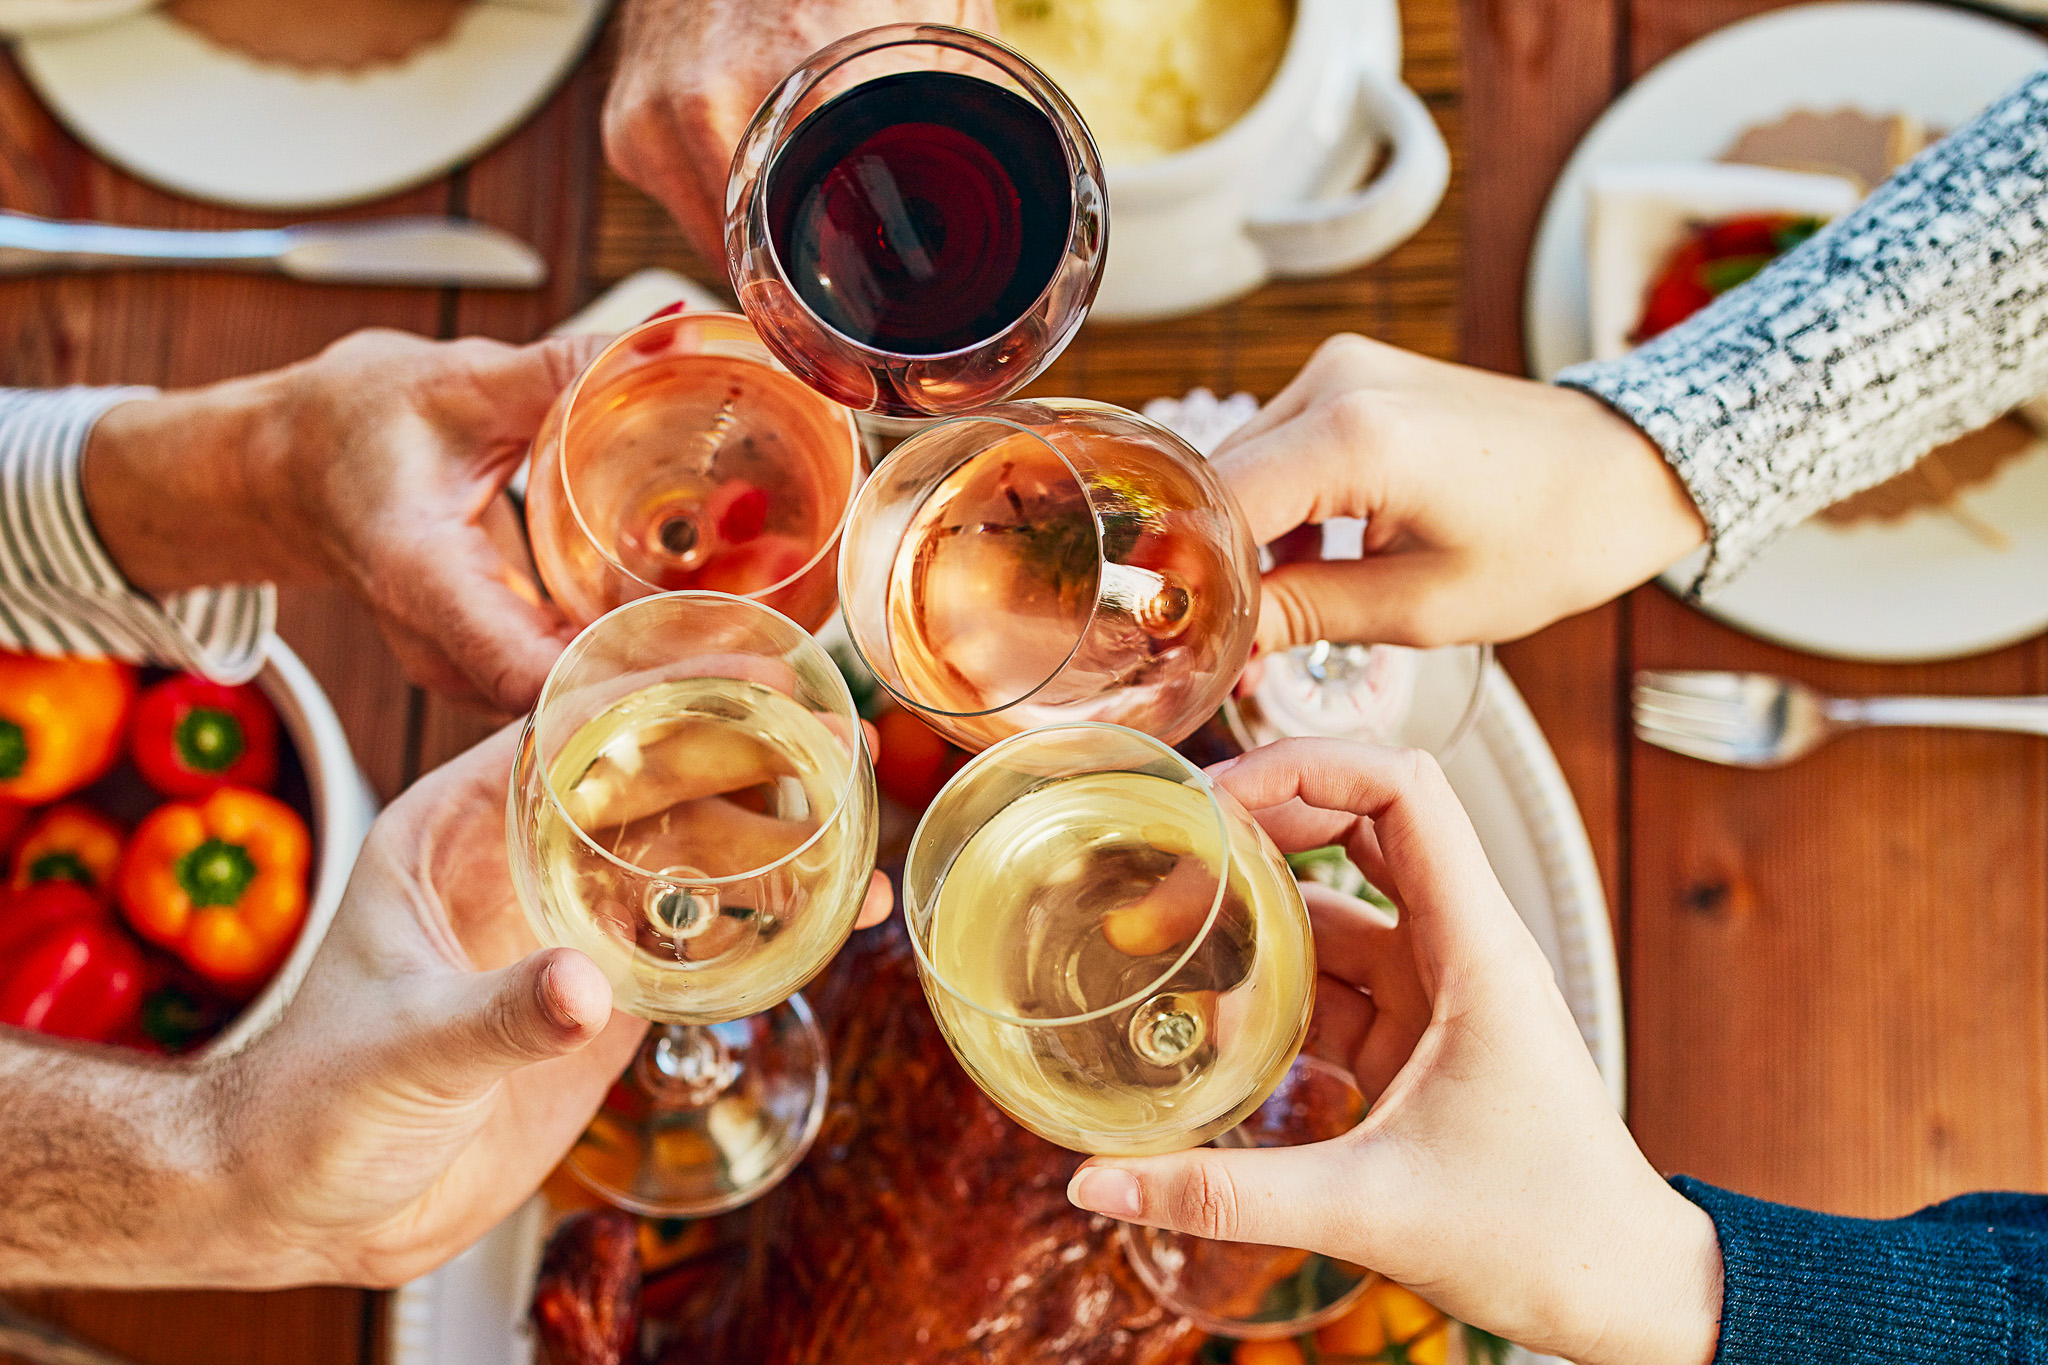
[1525,2,2048,663]
[12,0,608,210]
[387,665,1618,1365]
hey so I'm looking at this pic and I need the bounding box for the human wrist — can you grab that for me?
[81,370,312,594]
[1564,1179,1724,1365]
[1556,382,1709,577]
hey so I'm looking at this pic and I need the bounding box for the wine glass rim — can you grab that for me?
[527,590,870,890]
[837,408,1105,720]
[902,720,1239,1030]
[744,22,1105,366]
[553,310,864,607]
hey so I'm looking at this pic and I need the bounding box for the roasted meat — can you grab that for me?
[532,1208,641,1365]
[652,922,1205,1365]
[539,922,1332,1363]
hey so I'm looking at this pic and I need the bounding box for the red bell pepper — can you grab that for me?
[130,675,279,799]
[0,880,105,959]
[873,708,968,813]
[11,803,126,898]
[0,920,144,1041]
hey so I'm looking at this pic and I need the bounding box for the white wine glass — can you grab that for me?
[902,721,1312,1155]
[509,591,879,1216]
[525,309,863,632]
[838,399,1261,752]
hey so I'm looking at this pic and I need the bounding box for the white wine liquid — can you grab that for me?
[923,771,1312,1155]
[526,678,876,1023]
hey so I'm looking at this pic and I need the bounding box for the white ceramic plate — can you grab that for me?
[1525,1,2048,663]
[12,0,608,210]
[388,665,1619,1365]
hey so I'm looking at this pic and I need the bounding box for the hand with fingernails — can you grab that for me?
[1209,334,1708,654]
[1066,739,1723,1365]
[0,722,889,1288]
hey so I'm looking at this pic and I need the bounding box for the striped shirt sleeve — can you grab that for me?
[0,387,274,684]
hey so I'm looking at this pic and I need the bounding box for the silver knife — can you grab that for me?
[0,1300,144,1365]
[0,212,546,289]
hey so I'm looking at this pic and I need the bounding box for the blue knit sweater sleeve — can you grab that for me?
[1673,1176,2048,1362]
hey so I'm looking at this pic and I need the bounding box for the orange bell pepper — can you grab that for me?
[0,652,134,804]
[12,803,126,898]
[117,788,310,992]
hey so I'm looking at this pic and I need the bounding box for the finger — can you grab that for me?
[1234,794,1365,855]
[406,947,613,1100]
[457,334,607,441]
[1211,740,1508,952]
[1300,882,1401,984]
[1256,553,1468,655]
[855,870,893,930]
[1068,1143,1362,1254]
[1305,970,1375,1067]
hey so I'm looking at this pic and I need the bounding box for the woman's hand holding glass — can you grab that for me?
[1210,335,1708,652]
[1067,738,1725,1365]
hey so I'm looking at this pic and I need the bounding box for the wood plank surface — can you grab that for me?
[8,0,2046,1359]
[1614,0,2048,1217]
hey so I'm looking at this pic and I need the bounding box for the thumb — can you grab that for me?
[405,947,614,1099]
[462,333,608,437]
[1256,553,1460,655]
[1067,1142,1364,1253]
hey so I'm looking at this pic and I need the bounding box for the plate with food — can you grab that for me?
[9,0,607,210]
[387,662,1615,1365]
[1524,1,2048,662]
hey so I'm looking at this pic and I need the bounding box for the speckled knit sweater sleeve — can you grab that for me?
[1557,66,2048,594]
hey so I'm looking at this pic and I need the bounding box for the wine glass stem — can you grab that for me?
[633,1022,738,1109]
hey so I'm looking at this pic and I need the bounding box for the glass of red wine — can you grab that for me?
[837,398,1261,752]
[726,24,1107,418]
[525,309,863,632]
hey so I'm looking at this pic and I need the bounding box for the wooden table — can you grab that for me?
[4,0,2045,1359]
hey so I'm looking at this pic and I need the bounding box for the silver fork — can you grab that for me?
[1633,670,2048,767]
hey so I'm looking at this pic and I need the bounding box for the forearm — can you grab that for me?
[1557,66,2048,592]
[80,370,312,595]
[0,1037,287,1288]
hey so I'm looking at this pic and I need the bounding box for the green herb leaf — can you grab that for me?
[1699,253,1776,295]
[1462,1323,1514,1365]
[1772,216,1824,252]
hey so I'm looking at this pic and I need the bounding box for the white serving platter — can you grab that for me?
[388,663,1620,1365]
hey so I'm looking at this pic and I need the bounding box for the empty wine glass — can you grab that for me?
[525,310,862,632]
[1229,641,1494,756]
[726,23,1106,417]
[508,592,879,1215]
[838,398,1261,752]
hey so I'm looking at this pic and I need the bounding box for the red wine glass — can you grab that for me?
[726,24,1106,418]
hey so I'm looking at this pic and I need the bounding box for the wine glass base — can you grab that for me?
[1117,1055,1374,1339]
[567,995,829,1219]
[1119,1223,1373,1341]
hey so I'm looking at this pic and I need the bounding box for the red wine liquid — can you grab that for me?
[764,70,1073,356]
